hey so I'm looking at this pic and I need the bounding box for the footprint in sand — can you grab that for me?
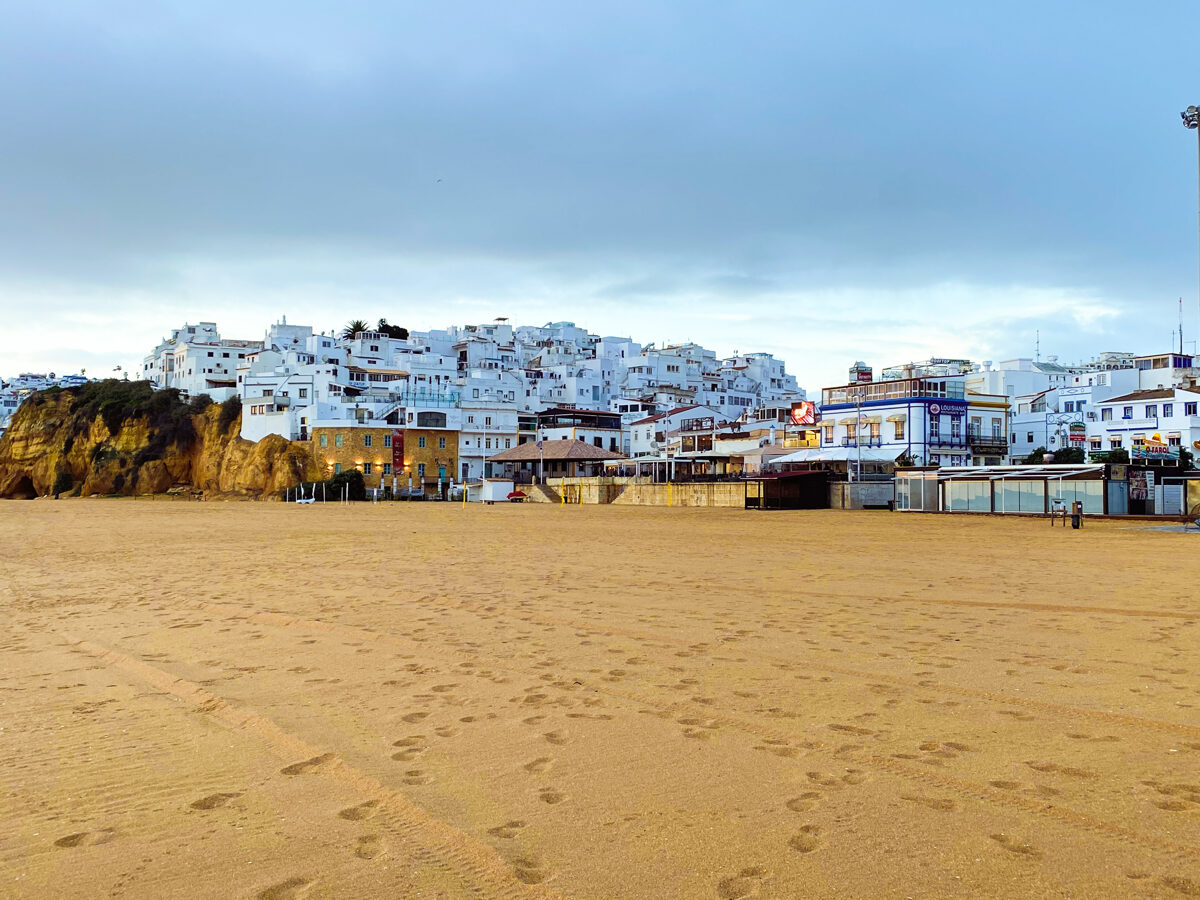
[54,828,116,848]
[190,792,242,811]
[257,876,314,900]
[513,854,552,885]
[404,769,434,785]
[431,683,458,693]
[539,788,567,805]
[1160,875,1200,896]
[789,825,823,853]
[900,793,957,812]
[402,711,430,724]
[988,780,1022,790]
[990,833,1042,859]
[524,757,554,775]
[543,731,568,746]
[355,834,386,860]
[1025,760,1095,779]
[280,753,337,776]
[487,820,528,839]
[338,800,380,821]
[716,866,769,899]
[786,792,822,813]
[434,726,460,738]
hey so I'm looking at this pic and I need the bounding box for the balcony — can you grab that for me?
[967,429,1008,452]
[841,436,883,448]
[928,434,969,448]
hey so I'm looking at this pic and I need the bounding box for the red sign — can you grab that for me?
[392,429,404,472]
[790,400,816,425]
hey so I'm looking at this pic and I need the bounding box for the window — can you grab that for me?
[319,434,328,447]
[383,463,392,475]
[363,434,372,447]
[1188,402,1198,416]
[334,463,342,474]
[334,434,343,448]
[929,416,940,438]
[823,426,834,444]
[263,389,273,397]
[991,418,1002,438]
[418,436,426,448]
[384,435,392,448]
[299,388,308,399]
[473,389,479,398]
[1063,402,1074,412]
[417,463,426,478]
[894,421,904,440]
[362,462,372,474]
[505,438,511,449]
[485,416,492,425]
[1109,437,1122,448]
[1168,436,1181,447]
[1026,432,1033,442]
[467,415,475,423]
[1122,406,1133,418]
[417,411,446,428]
[1146,405,1157,418]
[1163,404,1173,417]
[1101,408,1112,421]
[594,436,603,448]
[438,437,446,449]
[485,437,493,449]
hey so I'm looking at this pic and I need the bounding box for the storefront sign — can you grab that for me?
[392,429,405,471]
[1068,423,1086,443]
[1132,442,1179,460]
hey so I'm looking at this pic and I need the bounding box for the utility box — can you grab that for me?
[481,479,515,504]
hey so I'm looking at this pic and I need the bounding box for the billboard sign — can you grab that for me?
[1132,435,1179,461]
[1068,423,1087,444]
[789,401,816,426]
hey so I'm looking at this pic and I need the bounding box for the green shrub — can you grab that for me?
[218,396,241,434]
[327,468,366,501]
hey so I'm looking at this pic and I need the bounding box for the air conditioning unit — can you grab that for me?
[1086,412,1096,420]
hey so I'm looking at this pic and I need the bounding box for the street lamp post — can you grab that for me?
[1182,105,1200,346]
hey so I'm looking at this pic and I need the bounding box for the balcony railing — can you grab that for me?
[841,436,883,447]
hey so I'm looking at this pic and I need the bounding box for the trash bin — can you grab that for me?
[1071,500,1082,530]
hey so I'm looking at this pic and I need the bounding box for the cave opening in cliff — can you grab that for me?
[6,476,37,499]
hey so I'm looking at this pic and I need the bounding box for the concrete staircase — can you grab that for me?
[521,483,562,504]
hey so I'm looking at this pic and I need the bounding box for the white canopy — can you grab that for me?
[771,447,901,465]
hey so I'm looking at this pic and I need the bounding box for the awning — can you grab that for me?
[885,414,907,423]
[859,415,881,425]
[837,417,858,425]
[771,447,902,465]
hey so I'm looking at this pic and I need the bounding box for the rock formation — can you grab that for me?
[0,381,319,499]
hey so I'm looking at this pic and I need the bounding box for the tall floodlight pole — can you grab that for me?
[1183,105,1200,348]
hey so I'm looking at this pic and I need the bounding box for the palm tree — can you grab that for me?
[342,319,369,340]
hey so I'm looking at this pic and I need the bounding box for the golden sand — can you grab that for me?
[2,501,1199,899]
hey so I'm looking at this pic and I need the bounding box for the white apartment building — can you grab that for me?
[142,322,263,400]
[628,405,723,457]
[1093,386,1200,462]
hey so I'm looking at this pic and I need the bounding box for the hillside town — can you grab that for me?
[3,316,1199,515]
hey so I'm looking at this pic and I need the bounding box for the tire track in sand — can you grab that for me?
[178,601,1200,862]
[59,632,564,900]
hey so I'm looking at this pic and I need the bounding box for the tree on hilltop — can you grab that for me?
[341,319,369,340]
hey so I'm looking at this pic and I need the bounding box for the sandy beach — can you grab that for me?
[1,500,1198,899]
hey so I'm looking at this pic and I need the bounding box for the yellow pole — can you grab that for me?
[667,480,672,507]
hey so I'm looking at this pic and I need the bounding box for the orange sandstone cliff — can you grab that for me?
[0,382,319,499]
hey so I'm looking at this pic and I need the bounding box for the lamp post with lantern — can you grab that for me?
[1182,105,1200,347]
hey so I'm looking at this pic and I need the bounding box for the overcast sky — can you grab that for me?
[2,1,1199,393]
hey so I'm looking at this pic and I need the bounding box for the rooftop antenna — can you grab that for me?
[1181,297,1186,355]
[1035,329,1040,362]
